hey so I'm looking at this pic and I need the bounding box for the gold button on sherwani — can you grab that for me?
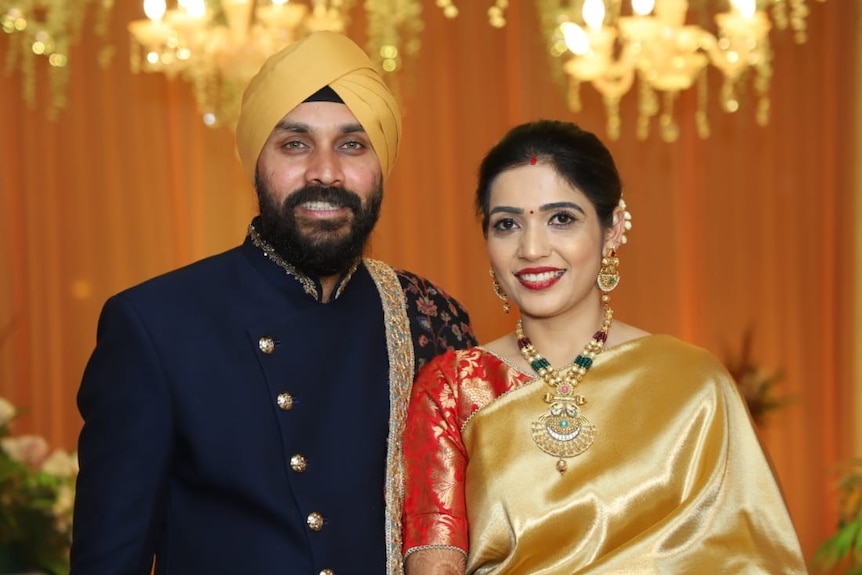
[258,336,275,354]
[276,393,294,411]
[290,454,307,472]
[306,512,324,531]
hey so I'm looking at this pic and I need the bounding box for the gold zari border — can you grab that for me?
[366,259,414,575]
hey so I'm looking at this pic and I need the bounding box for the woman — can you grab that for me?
[401,120,807,574]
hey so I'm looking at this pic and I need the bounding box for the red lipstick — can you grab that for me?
[515,267,565,291]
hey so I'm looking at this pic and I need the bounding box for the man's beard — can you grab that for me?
[255,174,383,278]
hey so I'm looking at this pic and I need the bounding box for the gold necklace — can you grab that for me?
[516,304,613,474]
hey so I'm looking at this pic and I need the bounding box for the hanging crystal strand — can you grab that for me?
[659,91,680,143]
[567,78,584,113]
[788,0,811,43]
[488,0,509,28]
[695,68,710,139]
[720,78,737,114]
[636,78,656,141]
[754,42,774,127]
[770,0,790,31]
[604,95,622,140]
[435,0,459,18]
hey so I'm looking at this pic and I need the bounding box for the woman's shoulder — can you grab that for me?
[418,345,511,377]
[606,321,651,348]
[607,330,732,384]
[480,332,515,357]
[413,345,527,415]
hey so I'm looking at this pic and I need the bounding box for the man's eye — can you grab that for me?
[341,140,365,151]
[283,140,306,150]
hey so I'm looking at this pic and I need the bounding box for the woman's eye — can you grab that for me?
[492,218,518,231]
[551,212,576,226]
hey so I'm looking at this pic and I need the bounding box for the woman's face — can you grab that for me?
[486,163,614,320]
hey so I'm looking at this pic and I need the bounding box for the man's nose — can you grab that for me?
[305,148,344,186]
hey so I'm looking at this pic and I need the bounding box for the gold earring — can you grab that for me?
[489,269,511,314]
[596,249,620,299]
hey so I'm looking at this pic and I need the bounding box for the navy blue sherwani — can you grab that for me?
[71,222,475,575]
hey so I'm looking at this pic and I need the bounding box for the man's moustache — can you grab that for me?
[285,186,362,212]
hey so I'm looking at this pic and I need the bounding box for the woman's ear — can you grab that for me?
[603,206,625,251]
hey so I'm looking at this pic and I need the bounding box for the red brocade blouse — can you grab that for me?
[402,337,807,574]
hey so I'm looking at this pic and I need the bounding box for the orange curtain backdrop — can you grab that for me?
[0,0,855,561]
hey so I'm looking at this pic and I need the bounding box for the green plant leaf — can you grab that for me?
[834,521,861,557]
[852,519,862,559]
[813,519,862,570]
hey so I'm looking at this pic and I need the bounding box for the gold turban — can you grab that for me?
[235,31,402,185]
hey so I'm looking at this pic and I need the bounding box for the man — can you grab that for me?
[71,31,476,575]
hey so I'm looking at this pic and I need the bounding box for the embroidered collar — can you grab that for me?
[247,222,361,302]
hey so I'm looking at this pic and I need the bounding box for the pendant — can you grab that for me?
[530,400,595,473]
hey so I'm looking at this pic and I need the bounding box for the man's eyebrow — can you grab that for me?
[341,123,365,134]
[271,121,366,135]
[273,121,310,134]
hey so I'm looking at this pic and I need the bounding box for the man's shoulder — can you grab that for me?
[114,246,245,303]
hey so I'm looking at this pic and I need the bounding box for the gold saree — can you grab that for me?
[403,335,807,574]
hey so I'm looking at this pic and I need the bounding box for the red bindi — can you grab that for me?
[530,154,537,165]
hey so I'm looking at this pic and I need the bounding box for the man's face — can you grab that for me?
[255,102,384,277]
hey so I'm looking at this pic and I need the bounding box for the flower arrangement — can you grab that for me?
[0,396,77,575]
[812,459,862,574]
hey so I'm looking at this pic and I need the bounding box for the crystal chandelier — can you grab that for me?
[538,0,827,142]
[127,0,509,128]
[1,0,115,116]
